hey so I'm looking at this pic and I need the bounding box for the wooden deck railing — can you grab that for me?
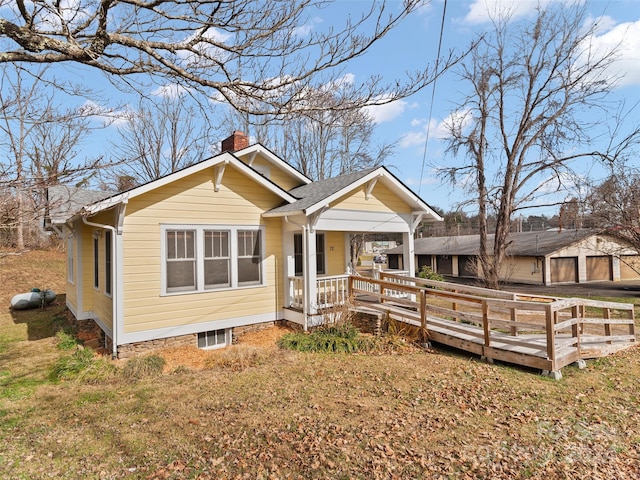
[349,272,636,373]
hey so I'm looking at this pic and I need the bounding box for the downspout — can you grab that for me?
[285,216,309,331]
[82,215,118,359]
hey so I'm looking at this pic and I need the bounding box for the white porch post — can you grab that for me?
[402,231,416,276]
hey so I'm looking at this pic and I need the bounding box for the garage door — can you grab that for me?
[550,257,577,283]
[586,256,611,281]
[435,255,453,275]
[620,255,640,280]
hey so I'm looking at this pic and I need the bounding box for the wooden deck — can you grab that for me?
[349,273,637,377]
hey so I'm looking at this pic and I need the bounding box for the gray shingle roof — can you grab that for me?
[47,185,112,224]
[385,229,601,257]
[267,167,379,214]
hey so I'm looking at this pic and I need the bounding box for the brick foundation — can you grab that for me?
[231,320,280,344]
[116,334,196,359]
[350,310,384,336]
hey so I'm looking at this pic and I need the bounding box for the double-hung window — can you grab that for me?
[237,230,262,285]
[166,229,197,292]
[162,225,264,295]
[204,230,230,289]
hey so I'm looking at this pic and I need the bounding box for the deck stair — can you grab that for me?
[349,273,636,379]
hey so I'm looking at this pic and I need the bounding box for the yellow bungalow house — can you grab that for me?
[59,132,442,358]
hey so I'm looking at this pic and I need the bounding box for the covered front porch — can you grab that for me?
[285,269,410,328]
[260,166,442,329]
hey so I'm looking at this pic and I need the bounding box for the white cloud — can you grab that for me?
[461,0,561,25]
[81,101,129,127]
[152,83,189,98]
[586,18,640,87]
[400,109,472,148]
[293,16,323,37]
[366,99,408,124]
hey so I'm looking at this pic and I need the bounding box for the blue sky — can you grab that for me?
[302,0,640,216]
[5,0,639,218]
[320,0,640,216]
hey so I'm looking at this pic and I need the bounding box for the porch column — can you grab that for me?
[402,231,416,276]
[305,227,318,316]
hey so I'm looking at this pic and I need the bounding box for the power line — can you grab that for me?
[418,0,447,196]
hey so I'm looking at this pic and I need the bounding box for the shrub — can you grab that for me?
[417,265,444,282]
[55,329,81,350]
[122,354,166,380]
[278,321,375,353]
[50,347,96,381]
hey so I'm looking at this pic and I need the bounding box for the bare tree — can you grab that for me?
[0,66,104,249]
[0,0,452,116]
[113,93,216,184]
[441,3,640,289]
[225,89,395,181]
[585,166,640,255]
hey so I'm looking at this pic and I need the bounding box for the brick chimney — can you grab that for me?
[221,131,249,152]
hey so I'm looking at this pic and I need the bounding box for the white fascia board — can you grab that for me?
[235,144,312,185]
[262,209,305,218]
[73,152,297,219]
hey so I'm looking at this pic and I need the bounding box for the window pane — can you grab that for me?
[197,332,206,348]
[216,330,226,344]
[185,231,195,258]
[167,231,176,258]
[205,258,230,288]
[238,230,260,257]
[204,231,213,258]
[294,233,302,276]
[238,257,260,285]
[316,234,325,275]
[167,260,196,291]
[204,231,229,259]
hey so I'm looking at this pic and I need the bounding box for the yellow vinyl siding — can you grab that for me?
[330,181,413,213]
[324,231,346,276]
[80,211,115,330]
[80,225,95,312]
[242,156,303,191]
[121,165,284,334]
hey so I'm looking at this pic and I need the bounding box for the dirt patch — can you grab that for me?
[156,324,292,372]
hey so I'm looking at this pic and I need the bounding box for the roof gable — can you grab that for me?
[264,166,441,220]
[234,144,312,187]
[77,152,296,218]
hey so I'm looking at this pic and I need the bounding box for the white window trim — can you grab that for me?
[197,329,230,350]
[160,224,266,296]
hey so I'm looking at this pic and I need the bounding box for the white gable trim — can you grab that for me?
[79,152,297,217]
[235,144,312,185]
[305,167,441,220]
